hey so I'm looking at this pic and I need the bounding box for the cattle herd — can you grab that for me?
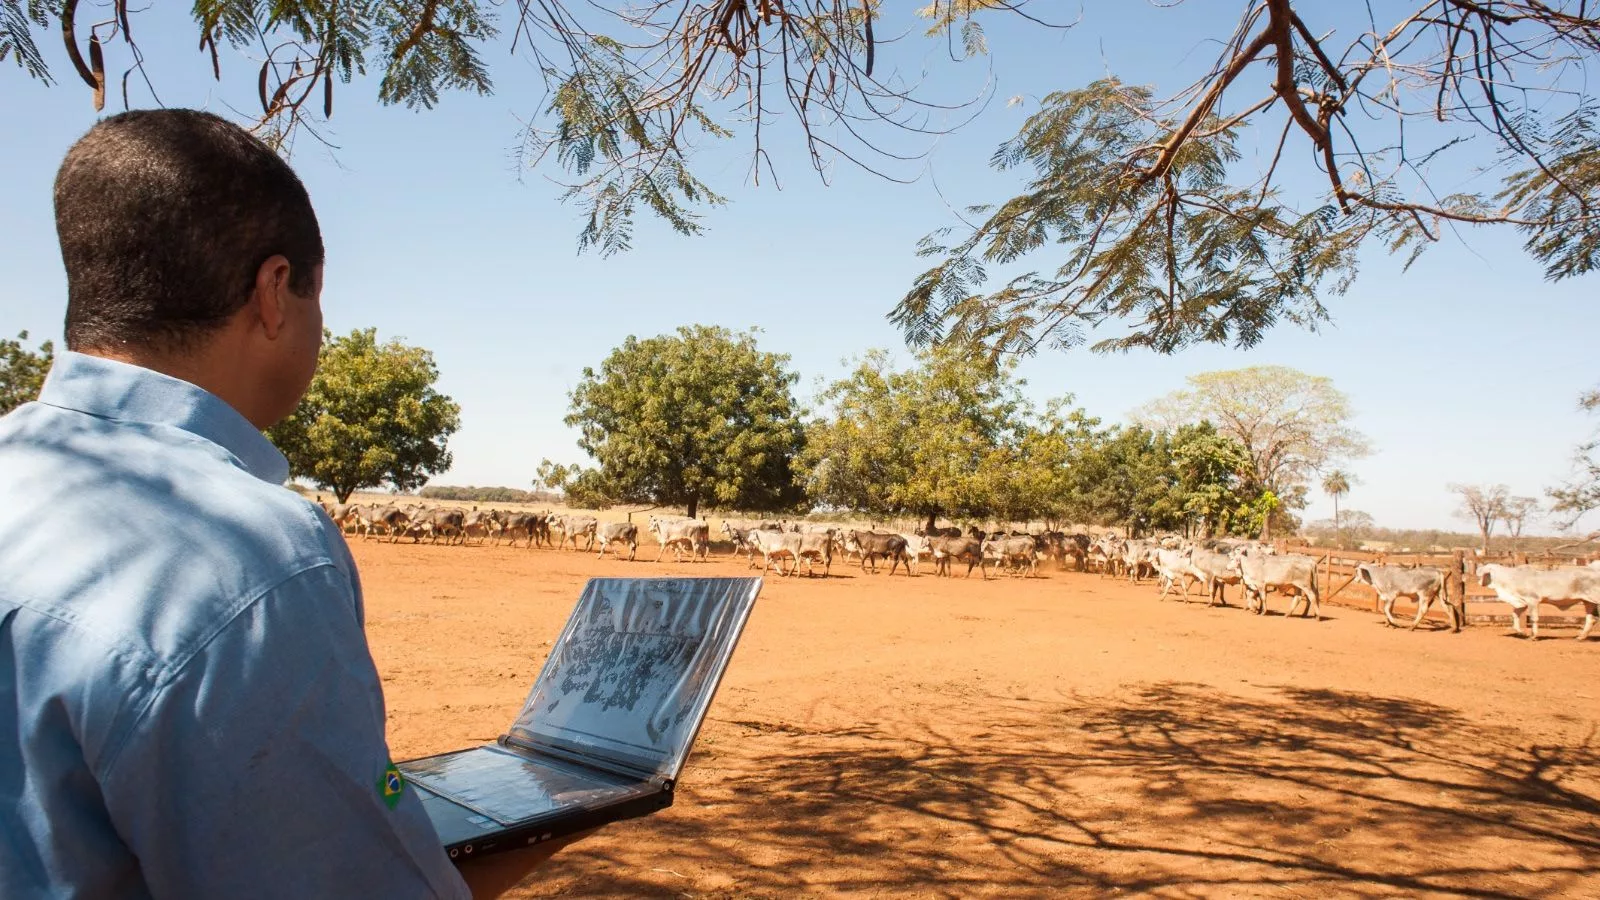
[320,501,1597,641]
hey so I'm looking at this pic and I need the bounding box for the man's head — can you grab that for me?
[54,109,325,427]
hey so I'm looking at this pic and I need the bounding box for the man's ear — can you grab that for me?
[251,254,294,340]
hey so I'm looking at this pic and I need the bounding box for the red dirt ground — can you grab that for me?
[356,538,1600,899]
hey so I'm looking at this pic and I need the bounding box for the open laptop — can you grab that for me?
[399,576,761,860]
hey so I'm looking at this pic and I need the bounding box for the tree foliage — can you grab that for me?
[898,3,1600,353]
[268,328,461,502]
[0,330,53,416]
[1139,366,1369,537]
[12,4,1598,351]
[802,347,1260,535]
[1549,385,1600,527]
[801,346,1029,530]
[565,325,806,519]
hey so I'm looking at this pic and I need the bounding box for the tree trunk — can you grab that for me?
[923,511,938,534]
[1479,520,1490,555]
[1333,494,1341,547]
[336,485,354,504]
[686,496,699,520]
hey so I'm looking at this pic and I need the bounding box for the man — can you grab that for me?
[0,110,588,898]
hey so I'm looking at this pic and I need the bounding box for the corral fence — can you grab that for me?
[1274,542,1595,632]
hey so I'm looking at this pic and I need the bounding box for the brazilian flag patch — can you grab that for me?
[378,762,405,809]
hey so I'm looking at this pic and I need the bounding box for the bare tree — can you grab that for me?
[1450,483,1510,554]
[1502,496,1540,551]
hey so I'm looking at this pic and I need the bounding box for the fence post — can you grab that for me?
[1450,550,1467,627]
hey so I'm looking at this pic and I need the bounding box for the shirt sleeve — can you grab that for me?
[97,563,471,900]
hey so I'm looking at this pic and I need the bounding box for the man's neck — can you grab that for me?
[76,342,271,429]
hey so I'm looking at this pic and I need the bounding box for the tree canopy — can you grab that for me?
[802,346,1029,531]
[9,3,1597,354]
[1139,366,1369,537]
[268,328,461,502]
[0,330,53,416]
[801,347,1261,536]
[564,325,806,519]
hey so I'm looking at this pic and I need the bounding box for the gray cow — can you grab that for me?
[1356,564,1457,632]
[1231,551,1321,620]
[986,536,1040,578]
[596,521,639,560]
[848,531,910,575]
[1184,548,1242,607]
[928,535,987,579]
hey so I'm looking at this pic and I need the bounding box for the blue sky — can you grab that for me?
[1,3,1595,532]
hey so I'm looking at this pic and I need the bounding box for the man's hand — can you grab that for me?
[456,828,603,900]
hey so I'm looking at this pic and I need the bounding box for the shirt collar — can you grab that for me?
[37,351,291,485]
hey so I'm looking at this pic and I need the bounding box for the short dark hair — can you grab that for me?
[54,109,324,352]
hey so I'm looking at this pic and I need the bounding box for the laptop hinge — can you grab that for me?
[497,733,661,783]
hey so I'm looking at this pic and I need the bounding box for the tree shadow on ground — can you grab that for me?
[516,683,1600,898]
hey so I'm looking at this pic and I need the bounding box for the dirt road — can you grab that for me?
[357,539,1599,898]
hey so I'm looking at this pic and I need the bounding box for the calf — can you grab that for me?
[1477,564,1599,640]
[1356,564,1457,632]
[554,514,599,551]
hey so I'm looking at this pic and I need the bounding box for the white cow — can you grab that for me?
[746,528,800,575]
[650,516,710,562]
[899,533,932,575]
[1477,564,1599,640]
[1152,548,1195,600]
[550,514,599,551]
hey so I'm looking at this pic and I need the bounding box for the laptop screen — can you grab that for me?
[507,577,761,779]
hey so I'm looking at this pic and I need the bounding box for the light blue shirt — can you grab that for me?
[0,352,470,899]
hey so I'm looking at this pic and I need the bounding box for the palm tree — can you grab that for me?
[1322,470,1352,545]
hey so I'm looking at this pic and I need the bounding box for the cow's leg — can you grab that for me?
[1409,594,1430,631]
[1382,594,1400,628]
[628,539,637,562]
[1507,604,1526,636]
[1578,603,1596,640]
[655,539,667,563]
[1529,602,1541,640]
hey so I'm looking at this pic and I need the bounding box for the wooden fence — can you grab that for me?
[1273,542,1594,631]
